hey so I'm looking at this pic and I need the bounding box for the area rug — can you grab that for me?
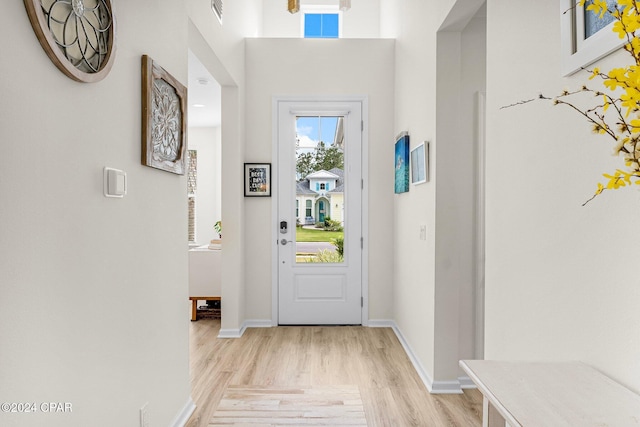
[210,385,368,426]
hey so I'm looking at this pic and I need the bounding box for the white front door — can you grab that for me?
[276,100,362,325]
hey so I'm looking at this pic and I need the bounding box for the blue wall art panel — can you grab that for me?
[394,132,410,194]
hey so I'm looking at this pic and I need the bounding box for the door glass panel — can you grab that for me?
[295,116,345,264]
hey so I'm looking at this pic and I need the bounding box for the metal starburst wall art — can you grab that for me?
[24,0,116,83]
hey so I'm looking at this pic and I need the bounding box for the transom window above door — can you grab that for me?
[301,6,341,38]
[304,13,339,38]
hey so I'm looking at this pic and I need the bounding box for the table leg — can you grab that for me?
[191,299,197,321]
[483,396,506,427]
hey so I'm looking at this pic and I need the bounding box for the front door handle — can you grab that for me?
[280,239,293,245]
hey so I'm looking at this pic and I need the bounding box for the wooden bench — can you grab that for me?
[460,360,640,427]
[189,296,220,321]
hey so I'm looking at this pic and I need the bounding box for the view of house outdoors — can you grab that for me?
[295,116,345,263]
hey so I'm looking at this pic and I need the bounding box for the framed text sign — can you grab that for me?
[244,163,271,197]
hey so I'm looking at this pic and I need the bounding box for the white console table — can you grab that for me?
[460,360,640,427]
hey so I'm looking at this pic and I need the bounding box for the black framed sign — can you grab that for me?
[244,163,271,197]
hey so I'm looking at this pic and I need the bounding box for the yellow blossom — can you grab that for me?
[625,38,640,58]
[603,68,627,90]
[592,123,607,134]
[603,170,630,189]
[586,0,609,19]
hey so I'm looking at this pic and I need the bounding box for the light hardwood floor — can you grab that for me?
[186,319,482,427]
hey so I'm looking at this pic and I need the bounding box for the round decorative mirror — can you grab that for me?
[23,0,116,83]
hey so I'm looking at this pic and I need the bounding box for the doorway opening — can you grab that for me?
[186,49,223,321]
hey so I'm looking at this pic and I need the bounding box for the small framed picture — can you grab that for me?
[410,142,428,185]
[244,163,271,197]
[394,132,410,194]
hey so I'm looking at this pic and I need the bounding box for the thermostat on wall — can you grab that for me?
[103,167,127,198]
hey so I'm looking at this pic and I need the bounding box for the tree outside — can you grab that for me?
[295,116,345,262]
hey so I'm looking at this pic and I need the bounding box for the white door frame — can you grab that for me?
[271,95,369,326]
[475,91,486,359]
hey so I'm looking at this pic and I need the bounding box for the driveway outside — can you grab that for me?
[296,241,336,254]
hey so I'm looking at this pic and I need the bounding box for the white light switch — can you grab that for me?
[419,225,427,240]
[104,167,127,198]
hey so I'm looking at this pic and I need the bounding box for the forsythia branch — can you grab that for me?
[505,0,640,205]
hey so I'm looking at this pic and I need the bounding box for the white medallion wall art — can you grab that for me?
[141,55,188,175]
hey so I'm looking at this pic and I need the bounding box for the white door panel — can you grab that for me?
[276,100,362,325]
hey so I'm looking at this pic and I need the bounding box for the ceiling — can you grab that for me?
[188,50,222,128]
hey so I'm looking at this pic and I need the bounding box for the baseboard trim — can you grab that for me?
[244,319,274,328]
[170,397,196,427]
[386,321,437,393]
[218,329,241,338]
[431,380,464,394]
[370,319,464,395]
[217,326,245,338]
[459,376,476,389]
[367,319,395,328]
[218,320,272,338]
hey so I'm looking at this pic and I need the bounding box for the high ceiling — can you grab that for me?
[188,50,221,128]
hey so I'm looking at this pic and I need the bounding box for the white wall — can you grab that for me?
[392,2,437,388]
[244,38,395,322]
[390,0,485,391]
[379,0,398,38]
[188,127,222,245]
[260,1,300,37]
[434,5,486,385]
[188,0,262,81]
[0,2,190,426]
[261,0,381,38]
[342,0,381,38]
[486,0,640,393]
[459,9,486,364]
[390,0,440,387]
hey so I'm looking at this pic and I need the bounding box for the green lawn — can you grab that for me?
[296,227,343,242]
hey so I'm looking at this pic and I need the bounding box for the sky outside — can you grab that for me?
[296,116,339,153]
[304,13,339,38]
